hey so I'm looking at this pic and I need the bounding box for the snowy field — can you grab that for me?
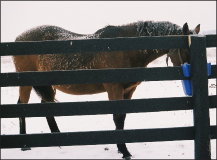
[1,48,216,159]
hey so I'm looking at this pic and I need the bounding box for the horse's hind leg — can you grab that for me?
[38,86,61,148]
[41,100,60,133]
[18,86,32,151]
[46,117,60,133]
[33,86,60,133]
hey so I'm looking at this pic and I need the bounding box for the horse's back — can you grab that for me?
[15,25,82,41]
[13,25,83,72]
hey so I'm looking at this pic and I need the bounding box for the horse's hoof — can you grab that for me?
[21,147,31,151]
[118,150,132,159]
[122,154,132,159]
[123,155,132,160]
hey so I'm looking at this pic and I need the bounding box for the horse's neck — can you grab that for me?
[95,25,138,38]
[95,24,170,67]
[127,49,169,68]
[143,49,169,67]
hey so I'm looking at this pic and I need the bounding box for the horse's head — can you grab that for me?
[167,23,200,66]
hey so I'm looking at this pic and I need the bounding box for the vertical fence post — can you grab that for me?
[190,35,211,159]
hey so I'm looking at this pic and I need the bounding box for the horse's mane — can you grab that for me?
[94,21,184,38]
[136,20,184,36]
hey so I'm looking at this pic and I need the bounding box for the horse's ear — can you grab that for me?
[183,22,189,35]
[194,24,200,34]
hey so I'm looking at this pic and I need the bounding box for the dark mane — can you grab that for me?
[136,20,183,36]
[94,25,133,38]
[94,21,185,38]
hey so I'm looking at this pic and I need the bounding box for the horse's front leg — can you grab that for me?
[115,86,137,159]
[103,83,132,159]
[113,114,132,159]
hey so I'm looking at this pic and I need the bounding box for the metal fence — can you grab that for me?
[1,34,216,159]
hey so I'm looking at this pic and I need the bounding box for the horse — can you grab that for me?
[12,20,200,159]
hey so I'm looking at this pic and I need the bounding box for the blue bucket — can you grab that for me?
[207,62,211,76]
[181,62,211,96]
[181,80,192,96]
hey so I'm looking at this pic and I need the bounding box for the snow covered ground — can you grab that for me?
[1,48,216,159]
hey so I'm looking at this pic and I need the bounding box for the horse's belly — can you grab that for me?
[53,84,106,95]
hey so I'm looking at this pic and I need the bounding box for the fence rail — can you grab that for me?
[1,35,216,56]
[1,34,216,159]
[1,36,189,56]
[1,95,216,118]
[1,65,216,87]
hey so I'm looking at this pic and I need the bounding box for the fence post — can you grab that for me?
[189,35,211,159]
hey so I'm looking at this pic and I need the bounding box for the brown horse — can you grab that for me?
[13,21,200,159]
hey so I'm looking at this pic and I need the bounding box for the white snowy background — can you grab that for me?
[1,1,216,159]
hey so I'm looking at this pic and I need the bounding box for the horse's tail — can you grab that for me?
[33,86,57,102]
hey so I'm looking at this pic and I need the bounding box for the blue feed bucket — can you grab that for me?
[181,62,211,96]
[207,62,211,76]
[181,63,192,96]
[181,80,192,96]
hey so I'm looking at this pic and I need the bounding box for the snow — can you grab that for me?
[1,49,216,159]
